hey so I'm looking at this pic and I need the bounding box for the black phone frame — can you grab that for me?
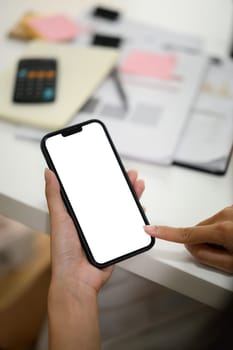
[41,119,155,268]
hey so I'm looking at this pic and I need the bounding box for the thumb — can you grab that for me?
[44,168,68,226]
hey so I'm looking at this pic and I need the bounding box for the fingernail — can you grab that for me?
[144,225,158,236]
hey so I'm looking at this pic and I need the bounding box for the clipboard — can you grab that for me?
[173,148,233,176]
[173,58,233,176]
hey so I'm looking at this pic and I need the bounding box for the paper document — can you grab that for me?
[76,51,207,164]
[76,8,203,55]
[71,8,206,164]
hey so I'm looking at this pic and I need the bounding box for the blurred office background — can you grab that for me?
[0,1,232,349]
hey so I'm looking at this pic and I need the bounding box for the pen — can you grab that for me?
[111,68,128,111]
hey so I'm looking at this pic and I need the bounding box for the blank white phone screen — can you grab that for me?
[45,122,151,264]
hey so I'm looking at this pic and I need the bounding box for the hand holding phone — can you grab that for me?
[41,120,154,268]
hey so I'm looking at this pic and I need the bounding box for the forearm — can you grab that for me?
[48,281,101,350]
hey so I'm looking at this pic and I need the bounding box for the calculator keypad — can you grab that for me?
[13,59,57,103]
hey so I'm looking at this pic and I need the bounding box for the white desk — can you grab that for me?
[1,0,233,309]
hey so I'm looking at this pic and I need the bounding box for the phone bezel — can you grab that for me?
[41,119,155,268]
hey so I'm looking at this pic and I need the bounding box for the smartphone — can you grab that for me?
[41,120,154,268]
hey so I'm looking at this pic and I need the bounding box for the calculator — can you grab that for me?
[13,58,57,103]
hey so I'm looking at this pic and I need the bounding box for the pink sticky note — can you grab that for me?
[27,15,82,41]
[120,50,176,80]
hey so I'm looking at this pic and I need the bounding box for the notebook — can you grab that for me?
[0,41,118,129]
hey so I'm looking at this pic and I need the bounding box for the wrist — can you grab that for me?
[48,277,98,311]
[48,279,100,350]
